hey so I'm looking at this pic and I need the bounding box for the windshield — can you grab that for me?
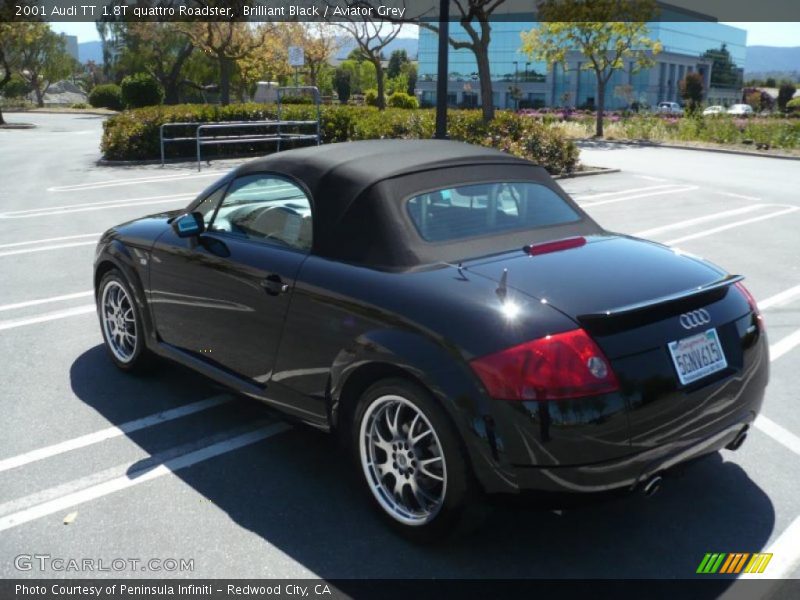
[406,181,581,243]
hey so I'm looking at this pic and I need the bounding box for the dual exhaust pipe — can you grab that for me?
[639,426,749,499]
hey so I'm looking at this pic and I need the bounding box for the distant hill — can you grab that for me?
[78,37,419,66]
[78,41,103,64]
[745,46,800,78]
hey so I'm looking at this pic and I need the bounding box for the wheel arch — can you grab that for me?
[94,242,156,347]
[327,329,510,493]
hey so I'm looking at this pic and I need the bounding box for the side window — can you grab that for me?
[209,174,313,251]
[194,185,227,226]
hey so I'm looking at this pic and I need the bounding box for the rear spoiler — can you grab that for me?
[578,274,743,322]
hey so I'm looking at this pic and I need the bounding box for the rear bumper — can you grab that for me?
[470,333,767,496]
[508,417,753,495]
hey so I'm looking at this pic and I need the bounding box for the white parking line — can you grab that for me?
[0,291,93,313]
[0,422,290,533]
[0,304,95,331]
[0,240,98,258]
[0,395,231,474]
[47,172,220,192]
[0,233,101,249]
[742,516,800,579]
[665,207,800,245]
[710,190,763,202]
[0,194,194,219]
[754,416,800,457]
[634,205,766,238]
[634,175,668,182]
[759,284,800,311]
[572,184,678,200]
[582,185,698,208]
[769,328,800,363]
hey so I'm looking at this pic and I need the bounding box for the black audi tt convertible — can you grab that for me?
[94,140,768,537]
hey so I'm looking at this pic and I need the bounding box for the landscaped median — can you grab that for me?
[100,104,580,175]
[520,110,800,155]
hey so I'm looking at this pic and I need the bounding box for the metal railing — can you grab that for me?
[158,87,322,170]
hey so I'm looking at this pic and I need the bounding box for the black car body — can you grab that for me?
[94,140,768,535]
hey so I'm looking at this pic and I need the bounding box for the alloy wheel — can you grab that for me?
[359,395,447,526]
[101,280,138,363]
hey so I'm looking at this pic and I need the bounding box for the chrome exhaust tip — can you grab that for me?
[725,426,749,451]
[641,475,663,498]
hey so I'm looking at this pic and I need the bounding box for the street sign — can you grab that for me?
[288,46,305,67]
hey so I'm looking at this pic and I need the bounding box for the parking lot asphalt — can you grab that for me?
[1,113,799,584]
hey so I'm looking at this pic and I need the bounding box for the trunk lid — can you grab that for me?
[468,234,763,450]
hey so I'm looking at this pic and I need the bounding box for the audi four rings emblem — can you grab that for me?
[679,309,711,330]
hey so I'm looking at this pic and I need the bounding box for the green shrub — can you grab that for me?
[364,89,378,107]
[70,102,89,109]
[279,94,314,104]
[788,98,800,114]
[3,74,30,98]
[120,73,164,109]
[387,92,419,109]
[101,103,579,174]
[88,84,122,111]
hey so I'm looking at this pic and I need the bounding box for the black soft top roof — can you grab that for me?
[228,140,599,269]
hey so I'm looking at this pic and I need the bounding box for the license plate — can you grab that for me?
[668,328,728,386]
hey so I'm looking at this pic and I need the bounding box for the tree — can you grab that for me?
[403,61,418,96]
[334,67,352,103]
[522,0,661,137]
[236,23,294,99]
[679,72,704,114]
[334,20,401,110]
[17,25,75,107]
[298,23,341,89]
[702,44,740,88]
[387,49,409,79]
[778,82,797,112]
[125,23,194,104]
[0,22,20,125]
[179,22,271,105]
[413,0,511,123]
[95,20,127,81]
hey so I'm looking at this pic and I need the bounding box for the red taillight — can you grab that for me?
[734,281,763,331]
[470,328,619,401]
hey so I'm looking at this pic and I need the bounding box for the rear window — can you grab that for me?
[406,181,581,242]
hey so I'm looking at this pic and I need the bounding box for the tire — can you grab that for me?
[353,377,478,541]
[96,269,153,373]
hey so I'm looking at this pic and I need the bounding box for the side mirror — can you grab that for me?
[172,212,205,238]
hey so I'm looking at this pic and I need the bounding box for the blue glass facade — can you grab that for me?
[417,19,747,109]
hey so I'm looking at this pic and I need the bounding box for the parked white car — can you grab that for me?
[702,105,726,116]
[727,104,754,116]
[657,101,684,115]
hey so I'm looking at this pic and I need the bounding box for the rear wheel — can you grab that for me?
[97,269,152,372]
[353,378,476,540]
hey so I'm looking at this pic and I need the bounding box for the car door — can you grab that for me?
[148,173,313,384]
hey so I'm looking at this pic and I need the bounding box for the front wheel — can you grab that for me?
[353,378,476,540]
[97,269,152,372]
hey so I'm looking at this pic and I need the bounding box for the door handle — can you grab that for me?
[261,274,289,295]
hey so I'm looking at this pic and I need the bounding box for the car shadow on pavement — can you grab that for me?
[70,346,775,586]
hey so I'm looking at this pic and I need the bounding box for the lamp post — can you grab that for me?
[525,62,531,82]
[435,0,450,139]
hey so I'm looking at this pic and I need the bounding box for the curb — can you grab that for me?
[97,158,169,167]
[555,167,620,179]
[577,138,800,161]
[4,109,115,117]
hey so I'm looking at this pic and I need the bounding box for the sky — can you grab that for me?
[50,21,800,47]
